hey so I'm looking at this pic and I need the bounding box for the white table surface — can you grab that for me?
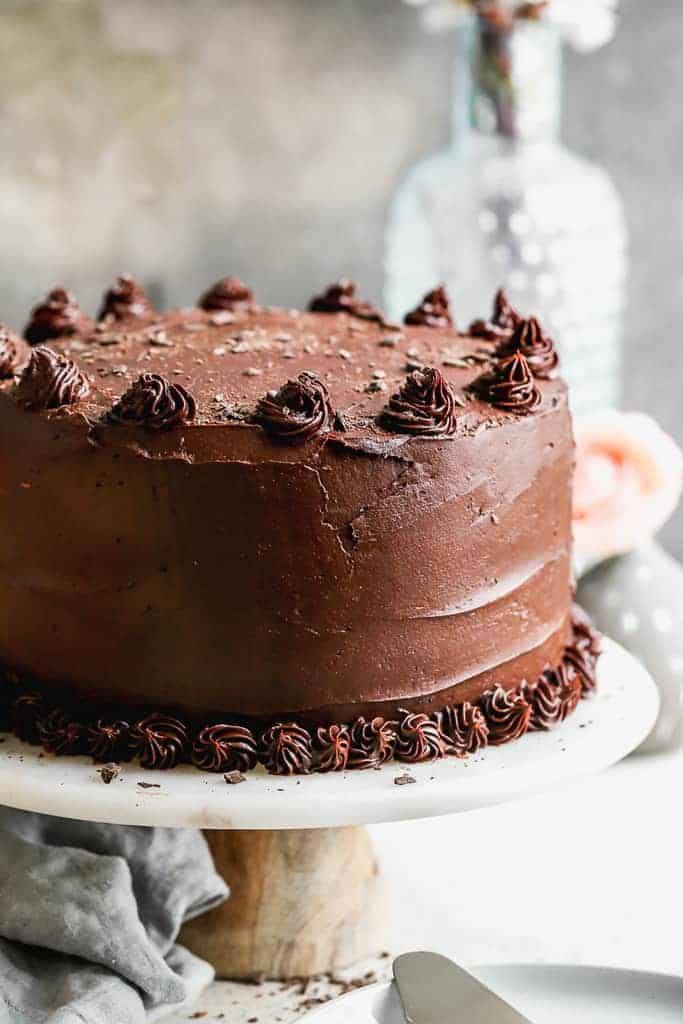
[165,745,683,1021]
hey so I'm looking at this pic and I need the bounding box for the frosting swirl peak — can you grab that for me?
[474,351,541,414]
[469,287,521,342]
[199,276,253,311]
[98,274,153,321]
[506,316,558,379]
[404,284,453,328]
[109,373,197,431]
[15,346,90,410]
[24,287,88,345]
[381,366,458,437]
[257,371,335,443]
[309,279,382,322]
[0,325,19,379]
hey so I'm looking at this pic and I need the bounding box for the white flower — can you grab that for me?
[573,411,683,568]
[546,0,619,52]
[402,0,620,52]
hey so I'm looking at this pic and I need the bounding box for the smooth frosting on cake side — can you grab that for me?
[0,279,587,772]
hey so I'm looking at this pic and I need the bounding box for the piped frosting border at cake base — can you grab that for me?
[0,609,600,776]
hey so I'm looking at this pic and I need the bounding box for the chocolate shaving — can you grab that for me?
[98,274,153,321]
[199,276,253,311]
[394,773,416,786]
[129,714,189,769]
[259,722,313,775]
[24,287,88,345]
[257,371,335,443]
[15,346,90,410]
[109,373,196,431]
[98,762,121,784]
[381,366,458,437]
[404,284,453,329]
[192,723,258,773]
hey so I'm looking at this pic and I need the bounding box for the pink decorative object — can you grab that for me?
[573,411,683,568]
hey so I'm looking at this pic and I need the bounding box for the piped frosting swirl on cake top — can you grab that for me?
[4,276,563,439]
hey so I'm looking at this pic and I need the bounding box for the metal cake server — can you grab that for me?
[393,952,534,1023]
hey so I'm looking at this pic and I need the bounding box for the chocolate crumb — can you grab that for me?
[98,763,121,784]
[190,1013,207,1020]
[224,770,246,785]
[148,331,173,347]
[394,773,416,786]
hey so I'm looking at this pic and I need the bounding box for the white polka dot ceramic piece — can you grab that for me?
[577,542,683,753]
[296,967,683,1024]
[0,639,658,830]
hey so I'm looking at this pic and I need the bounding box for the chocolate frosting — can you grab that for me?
[0,326,19,379]
[259,722,313,775]
[109,373,196,431]
[469,287,520,341]
[14,346,90,410]
[129,714,189,769]
[381,366,458,436]
[348,717,397,770]
[38,707,86,756]
[98,274,153,321]
[395,710,452,762]
[10,692,45,745]
[0,615,596,772]
[565,606,601,695]
[192,723,258,773]
[314,724,351,772]
[309,280,382,322]
[522,662,580,731]
[257,371,335,442]
[87,719,131,762]
[24,287,89,345]
[479,687,531,745]
[474,351,541,413]
[436,702,489,756]
[404,285,453,329]
[199,277,253,311]
[0,289,573,735]
[505,317,559,379]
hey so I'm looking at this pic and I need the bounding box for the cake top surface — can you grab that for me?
[0,277,565,448]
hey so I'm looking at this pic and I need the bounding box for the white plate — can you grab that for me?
[0,639,658,829]
[299,966,683,1024]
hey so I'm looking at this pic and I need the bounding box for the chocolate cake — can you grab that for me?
[0,278,599,774]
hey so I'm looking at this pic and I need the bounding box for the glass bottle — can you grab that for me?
[384,13,627,413]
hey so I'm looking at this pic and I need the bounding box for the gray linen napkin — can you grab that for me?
[0,807,228,1024]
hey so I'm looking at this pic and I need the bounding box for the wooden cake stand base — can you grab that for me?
[0,640,659,981]
[180,827,388,979]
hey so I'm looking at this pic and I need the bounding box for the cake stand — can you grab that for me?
[0,639,658,981]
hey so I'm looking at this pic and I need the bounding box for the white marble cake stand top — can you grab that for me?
[0,638,658,830]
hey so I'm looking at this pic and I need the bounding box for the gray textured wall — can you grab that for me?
[1,0,682,549]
